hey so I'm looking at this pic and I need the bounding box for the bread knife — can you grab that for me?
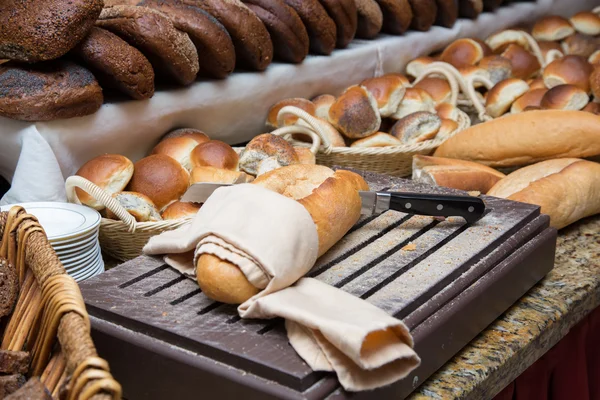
[181,183,486,223]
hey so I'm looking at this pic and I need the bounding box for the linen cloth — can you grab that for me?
[143,183,420,391]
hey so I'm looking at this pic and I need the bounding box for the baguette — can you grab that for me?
[196,164,369,304]
[412,155,505,193]
[488,158,600,229]
[433,110,600,167]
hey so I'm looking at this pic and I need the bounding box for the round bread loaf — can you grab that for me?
[485,30,530,53]
[478,55,512,85]
[391,111,441,144]
[392,88,436,119]
[0,61,103,122]
[561,33,599,59]
[360,75,409,117]
[295,117,347,147]
[485,78,529,118]
[267,98,316,128]
[162,128,211,144]
[239,134,299,175]
[106,191,162,222]
[128,154,190,210]
[151,137,199,171]
[139,0,236,78]
[532,16,575,42]
[408,0,437,31]
[75,154,134,210]
[413,77,452,105]
[435,118,459,141]
[570,12,600,36]
[319,0,358,48]
[0,258,18,319]
[190,140,239,171]
[510,88,548,113]
[500,44,540,80]
[540,84,589,111]
[191,0,273,70]
[482,0,502,11]
[0,0,103,62]
[282,0,337,55]
[406,56,435,78]
[329,85,381,138]
[351,132,402,147]
[190,166,254,184]
[73,27,155,100]
[242,0,309,63]
[434,0,458,28]
[312,94,336,119]
[97,5,199,85]
[161,201,202,220]
[527,78,547,90]
[458,0,482,19]
[543,55,593,93]
[355,0,383,39]
[441,38,485,68]
[436,103,461,121]
[376,0,413,35]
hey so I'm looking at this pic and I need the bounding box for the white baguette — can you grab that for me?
[488,158,600,229]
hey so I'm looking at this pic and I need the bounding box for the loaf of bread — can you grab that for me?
[319,0,358,48]
[196,164,369,303]
[0,258,18,320]
[488,158,600,229]
[412,155,505,193]
[434,110,600,167]
[75,154,134,210]
[190,166,254,184]
[408,0,437,32]
[282,0,337,55]
[239,134,299,175]
[355,0,383,39]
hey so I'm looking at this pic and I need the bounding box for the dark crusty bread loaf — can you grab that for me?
[458,0,482,19]
[0,351,30,375]
[319,0,358,48]
[186,0,273,71]
[4,378,51,400]
[408,0,438,31]
[355,0,383,39]
[243,0,310,63]
[0,375,26,398]
[376,0,413,35]
[97,5,199,86]
[283,0,337,55]
[0,258,18,320]
[73,27,155,100]
[0,0,103,62]
[0,61,103,122]
[434,0,458,28]
[483,0,503,11]
[139,0,236,78]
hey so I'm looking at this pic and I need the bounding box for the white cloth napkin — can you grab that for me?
[143,183,420,391]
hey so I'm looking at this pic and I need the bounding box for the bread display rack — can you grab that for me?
[0,206,121,398]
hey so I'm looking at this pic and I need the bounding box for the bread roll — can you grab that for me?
[500,44,540,80]
[196,164,369,304]
[561,33,599,58]
[295,117,346,147]
[190,166,253,184]
[543,55,593,92]
[406,56,435,78]
[510,88,548,113]
[434,118,459,141]
[488,158,600,229]
[485,78,529,118]
[478,55,512,85]
[527,78,547,90]
[540,84,589,111]
[441,38,485,68]
[294,147,317,165]
[267,98,316,128]
[532,16,575,41]
[413,77,452,105]
[151,137,199,171]
[485,29,529,53]
[538,40,563,60]
[436,103,461,121]
[392,87,436,119]
[569,11,600,36]
[458,0,482,19]
[190,140,239,171]
[434,110,600,167]
[75,154,134,210]
[589,50,600,65]
[128,154,190,210]
[239,133,299,175]
[311,94,336,119]
[161,201,202,220]
[106,191,162,222]
[355,0,383,39]
[350,132,402,147]
[412,155,506,193]
[329,85,381,138]
[458,66,491,89]
[391,111,441,144]
[360,75,409,117]
[162,128,210,144]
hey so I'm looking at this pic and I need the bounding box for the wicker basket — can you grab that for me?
[0,206,121,399]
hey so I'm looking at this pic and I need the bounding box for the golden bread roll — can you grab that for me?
[360,75,409,117]
[405,56,435,78]
[106,191,162,222]
[440,38,485,68]
[413,77,452,105]
[350,132,402,147]
[295,117,346,147]
[477,55,512,85]
[458,66,490,89]
[151,136,198,171]
[569,12,600,36]
[527,78,547,90]
[434,118,459,141]
[311,94,336,119]
[485,29,530,53]
[294,147,316,164]
[561,33,599,58]
[485,78,529,118]
[195,164,369,303]
[239,133,299,175]
[162,128,210,144]
[75,154,134,210]
[543,55,593,93]
[392,87,436,119]
[500,44,540,80]
[161,201,202,220]
[190,166,253,184]
[433,110,600,167]
[540,84,589,110]
[190,140,239,171]
[532,16,575,41]
[510,88,548,113]
[436,103,461,121]
[329,85,381,138]
[412,155,505,193]
[488,158,600,229]
[390,111,441,144]
[267,98,316,128]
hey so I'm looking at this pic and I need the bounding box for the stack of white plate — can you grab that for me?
[0,202,104,282]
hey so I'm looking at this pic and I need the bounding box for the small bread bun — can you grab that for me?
[532,16,575,42]
[436,103,461,121]
[570,11,600,36]
[75,154,134,210]
[190,140,239,171]
[151,137,199,171]
[540,84,589,111]
[561,33,599,58]
[405,56,435,78]
[391,111,441,144]
[527,78,547,90]
[128,154,190,211]
[294,147,316,164]
[239,133,299,175]
[458,65,491,88]
[311,94,336,119]
[350,132,402,147]
[190,166,253,184]
[478,55,512,85]
[500,44,540,80]
[162,128,210,144]
[328,85,381,138]
[106,191,162,222]
[441,38,485,68]
[392,87,436,119]
[591,65,600,99]
[267,98,316,128]
[360,75,409,116]
[412,155,505,193]
[589,50,600,65]
[510,88,548,113]
[543,55,594,92]
[488,158,600,229]
[434,118,459,141]
[485,78,530,118]
[413,77,452,105]
[161,201,202,220]
[485,29,530,53]
[582,102,600,115]
[538,40,563,60]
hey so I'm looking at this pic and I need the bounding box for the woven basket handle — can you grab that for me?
[464,75,493,122]
[65,176,137,233]
[274,106,334,154]
[412,65,460,106]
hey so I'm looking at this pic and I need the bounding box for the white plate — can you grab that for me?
[66,253,102,277]
[51,227,99,246]
[52,232,99,251]
[63,245,101,271]
[71,257,104,281]
[0,202,100,241]
[59,243,99,264]
[55,239,97,257]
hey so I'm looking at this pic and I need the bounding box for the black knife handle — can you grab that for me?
[388,192,486,224]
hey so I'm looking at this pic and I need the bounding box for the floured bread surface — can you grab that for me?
[253,164,335,200]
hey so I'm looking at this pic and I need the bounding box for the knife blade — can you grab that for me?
[181,183,486,223]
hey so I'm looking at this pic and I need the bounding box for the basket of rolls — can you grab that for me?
[261,65,472,178]
[65,128,320,261]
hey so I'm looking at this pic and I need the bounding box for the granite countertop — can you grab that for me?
[409,215,600,400]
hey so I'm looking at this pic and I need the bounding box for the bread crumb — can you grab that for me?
[402,243,417,251]
[468,191,481,197]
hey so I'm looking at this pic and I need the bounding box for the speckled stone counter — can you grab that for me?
[409,215,600,400]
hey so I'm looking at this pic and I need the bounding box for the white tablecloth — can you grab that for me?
[0,0,595,205]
